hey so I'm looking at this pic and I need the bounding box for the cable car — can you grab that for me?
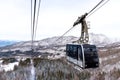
[54,0,108,69]
[66,44,99,69]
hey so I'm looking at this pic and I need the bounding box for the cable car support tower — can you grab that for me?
[72,0,110,44]
[57,0,110,69]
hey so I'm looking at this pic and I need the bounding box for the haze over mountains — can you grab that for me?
[0,33,119,48]
[0,40,17,47]
[0,33,120,56]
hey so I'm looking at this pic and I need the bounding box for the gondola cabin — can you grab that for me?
[66,44,99,69]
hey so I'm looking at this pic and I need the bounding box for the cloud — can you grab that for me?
[0,0,120,40]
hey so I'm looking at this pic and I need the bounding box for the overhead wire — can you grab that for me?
[87,0,110,18]
[55,26,74,42]
[31,0,41,50]
[54,0,110,42]
[53,26,74,55]
[30,0,110,49]
[34,0,41,40]
[88,0,105,14]
[31,0,37,50]
[32,0,37,43]
[31,0,33,49]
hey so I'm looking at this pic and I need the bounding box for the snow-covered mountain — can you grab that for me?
[37,33,112,47]
[0,40,17,47]
[89,33,111,47]
[0,33,115,52]
[1,33,120,80]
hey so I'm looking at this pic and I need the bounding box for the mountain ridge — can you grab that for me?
[0,33,118,52]
[0,40,17,47]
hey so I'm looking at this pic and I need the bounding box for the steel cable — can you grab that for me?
[31,0,41,50]
[54,0,110,42]
[87,0,110,18]
[34,0,41,41]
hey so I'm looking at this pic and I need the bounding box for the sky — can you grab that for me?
[0,0,120,41]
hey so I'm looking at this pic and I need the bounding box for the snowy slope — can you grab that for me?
[9,33,111,47]
[89,33,111,47]
[0,33,115,52]
[0,40,17,47]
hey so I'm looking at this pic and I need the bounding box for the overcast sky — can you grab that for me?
[0,0,120,41]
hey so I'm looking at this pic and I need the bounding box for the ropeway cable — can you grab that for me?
[54,0,110,42]
[88,0,105,15]
[31,0,33,49]
[31,0,41,50]
[31,0,37,50]
[87,0,110,18]
[54,26,74,42]
[34,0,41,42]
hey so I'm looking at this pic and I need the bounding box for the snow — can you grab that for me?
[30,59,35,80]
[102,61,120,73]
[74,66,83,71]
[1,49,9,52]
[0,59,3,64]
[99,49,107,51]
[1,33,116,54]
[39,49,56,53]
[0,62,19,72]
[48,52,65,59]
[12,47,31,52]
[1,33,120,74]
[100,52,120,63]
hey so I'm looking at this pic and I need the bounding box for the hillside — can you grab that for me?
[0,33,112,52]
[0,40,17,47]
[0,33,120,80]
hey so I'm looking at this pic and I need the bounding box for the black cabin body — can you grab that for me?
[66,44,99,69]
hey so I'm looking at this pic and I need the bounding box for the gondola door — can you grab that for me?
[78,45,85,68]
